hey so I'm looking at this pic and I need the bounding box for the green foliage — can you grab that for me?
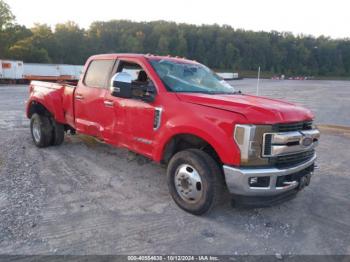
[0,0,350,76]
[0,0,15,55]
[0,0,14,30]
[54,21,87,64]
[8,38,50,63]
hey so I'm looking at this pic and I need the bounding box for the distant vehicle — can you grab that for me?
[23,63,83,81]
[271,75,285,80]
[0,60,82,83]
[272,75,310,80]
[216,72,239,80]
[0,60,24,83]
[26,53,320,215]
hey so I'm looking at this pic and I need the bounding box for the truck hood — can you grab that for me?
[176,93,313,124]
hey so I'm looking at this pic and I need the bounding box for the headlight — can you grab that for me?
[234,125,256,163]
[234,124,272,166]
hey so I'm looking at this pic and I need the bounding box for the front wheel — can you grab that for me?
[167,149,224,215]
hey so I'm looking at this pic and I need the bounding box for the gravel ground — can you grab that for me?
[0,80,349,255]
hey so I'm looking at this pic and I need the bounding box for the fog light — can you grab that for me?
[249,176,270,187]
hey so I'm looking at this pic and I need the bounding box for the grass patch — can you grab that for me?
[311,76,350,81]
[239,70,275,79]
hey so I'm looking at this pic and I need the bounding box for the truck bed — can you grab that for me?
[28,80,78,128]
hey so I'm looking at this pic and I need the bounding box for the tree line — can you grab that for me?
[1,0,350,76]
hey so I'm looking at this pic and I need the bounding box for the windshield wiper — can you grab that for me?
[175,90,214,94]
[174,90,242,95]
[207,91,241,95]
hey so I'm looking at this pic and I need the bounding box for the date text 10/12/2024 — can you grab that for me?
[127,256,219,261]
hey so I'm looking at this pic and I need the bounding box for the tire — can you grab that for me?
[30,113,53,148]
[167,149,224,215]
[51,119,65,146]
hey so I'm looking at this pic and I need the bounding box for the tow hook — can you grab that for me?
[299,173,312,190]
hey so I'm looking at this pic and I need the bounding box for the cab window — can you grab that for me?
[115,61,155,98]
[84,59,115,88]
[116,61,152,85]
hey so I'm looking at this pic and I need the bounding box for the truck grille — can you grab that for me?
[270,150,315,168]
[263,134,273,156]
[263,120,317,167]
[273,121,313,132]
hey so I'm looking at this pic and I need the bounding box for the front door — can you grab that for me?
[102,59,158,158]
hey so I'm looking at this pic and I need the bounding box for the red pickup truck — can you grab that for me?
[26,53,320,215]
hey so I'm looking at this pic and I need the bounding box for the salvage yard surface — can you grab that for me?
[0,80,349,255]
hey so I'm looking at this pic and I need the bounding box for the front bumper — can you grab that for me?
[223,154,316,196]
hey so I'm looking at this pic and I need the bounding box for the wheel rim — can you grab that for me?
[174,164,203,203]
[32,119,41,143]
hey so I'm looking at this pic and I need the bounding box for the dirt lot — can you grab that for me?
[0,80,349,255]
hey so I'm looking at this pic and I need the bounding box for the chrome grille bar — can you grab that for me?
[263,129,320,157]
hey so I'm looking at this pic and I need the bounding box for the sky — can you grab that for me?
[6,0,350,39]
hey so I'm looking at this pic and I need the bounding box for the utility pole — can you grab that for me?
[256,66,261,96]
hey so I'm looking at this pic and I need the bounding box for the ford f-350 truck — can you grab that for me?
[26,54,320,215]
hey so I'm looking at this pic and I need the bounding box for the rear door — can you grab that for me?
[74,59,115,137]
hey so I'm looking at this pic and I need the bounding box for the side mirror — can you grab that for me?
[110,72,132,98]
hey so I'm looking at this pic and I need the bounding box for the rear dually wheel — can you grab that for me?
[30,113,53,148]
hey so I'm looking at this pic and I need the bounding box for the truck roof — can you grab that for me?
[88,53,199,64]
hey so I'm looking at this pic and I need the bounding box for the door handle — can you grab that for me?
[104,100,114,107]
[75,94,84,100]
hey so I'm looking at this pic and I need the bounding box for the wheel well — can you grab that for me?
[162,134,222,165]
[28,101,74,133]
[28,101,51,118]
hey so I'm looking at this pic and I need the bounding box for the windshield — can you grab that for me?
[149,59,235,94]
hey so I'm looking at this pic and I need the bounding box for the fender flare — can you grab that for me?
[27,92,65,123]
[154,125,240,165]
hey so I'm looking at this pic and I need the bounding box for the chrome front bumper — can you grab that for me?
[223,155,316,196]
